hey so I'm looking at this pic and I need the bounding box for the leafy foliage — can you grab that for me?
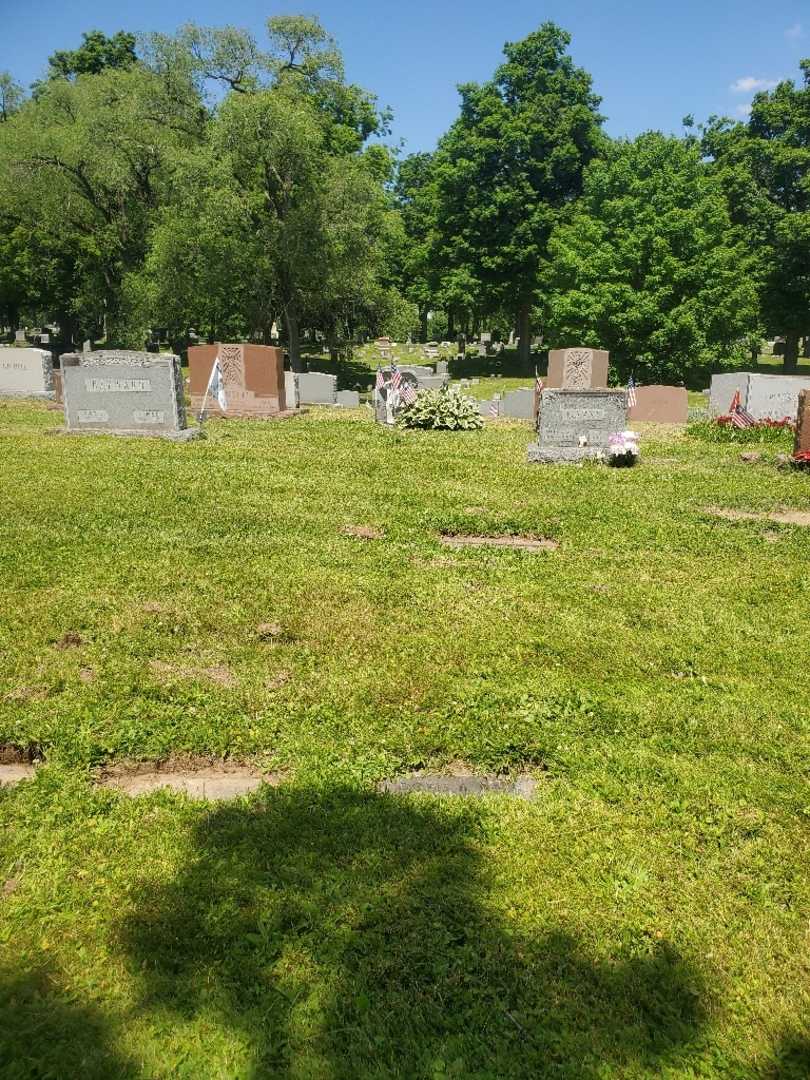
[397,386,484,429]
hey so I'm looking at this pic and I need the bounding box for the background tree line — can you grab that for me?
[0,19,808,382]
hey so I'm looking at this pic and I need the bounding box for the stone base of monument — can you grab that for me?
[53,425,203,442]
[526,443,606,463]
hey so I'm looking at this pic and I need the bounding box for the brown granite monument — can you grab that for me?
[546,347,609,390]
[795,389,810,455]
[628,385,688,424]
[188,344,287,418]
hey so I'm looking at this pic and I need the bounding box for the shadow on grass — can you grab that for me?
[118,786,706,1078]
[0,965,136,1079]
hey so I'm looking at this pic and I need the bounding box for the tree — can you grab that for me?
[0,73,24,121]
[703,60,810,371]
[544,133,758,383]
[429,23,605,366]
[0,65,203,344]
[44,30,137,81]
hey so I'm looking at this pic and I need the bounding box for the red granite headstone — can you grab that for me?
[628,385,688,424]
[795,389,810,454]
[188,344,287,417]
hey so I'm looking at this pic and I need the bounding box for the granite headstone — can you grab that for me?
[546,348,609,390]
[528,388,627,462]
[795,389,810,455]
[628,385,688,424]
[709,372,810,421]
[188,344,287,417]
[0,347,54,399]
[61,350,191,438]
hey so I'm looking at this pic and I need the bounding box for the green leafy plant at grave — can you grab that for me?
[397,386,483,430]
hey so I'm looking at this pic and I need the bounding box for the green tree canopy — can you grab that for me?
[544,132,759,383]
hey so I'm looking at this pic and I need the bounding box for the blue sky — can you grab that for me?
[1,0,807,151]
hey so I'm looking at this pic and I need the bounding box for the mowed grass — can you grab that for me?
[1,401,809,1078]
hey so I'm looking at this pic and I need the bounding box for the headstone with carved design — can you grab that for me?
[188,343,288,417]
[546,347,609,390]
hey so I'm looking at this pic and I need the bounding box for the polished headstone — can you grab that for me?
[528,388,627,463]
[0,347,54,398]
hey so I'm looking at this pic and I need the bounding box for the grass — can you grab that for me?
[1,401,809,1078]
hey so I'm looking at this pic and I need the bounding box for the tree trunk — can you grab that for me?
[448,310,455,338]
[518,303,531,370]
[784,332,800,374]
[419,307,428,343]
[286,311,303,372]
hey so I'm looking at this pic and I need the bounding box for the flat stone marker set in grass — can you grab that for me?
[709,372,810,421]
[61,350,196,440]
[0,346,55,399]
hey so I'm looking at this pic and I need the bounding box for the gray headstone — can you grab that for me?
[500,387,535,419]
[0,347,54,398]
[61,351,190,437]
[284,370,299,409]
[82,340,91,353]
[528,389,627,463]
[297,372,337,404]
[709,372,810,420]
[436,360,449,375]
[14,330,26,343]
[335,389,360,408]
[480,332,492,343]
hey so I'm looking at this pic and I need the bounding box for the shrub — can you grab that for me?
[397,387,483,431]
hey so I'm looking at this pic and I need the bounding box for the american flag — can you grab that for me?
[390,363,402,391]
[375,365,385,392]
[627,375,637,408]
[534,368,544,395]
[729,389,755,429]
[401,379,417,405]
[489,394,500,418]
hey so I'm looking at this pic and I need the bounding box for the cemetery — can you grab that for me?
[1,12,809,1080]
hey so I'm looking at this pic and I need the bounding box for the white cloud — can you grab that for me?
[735,103,752,118]
[730,76,778,93]
[785,23,803,40]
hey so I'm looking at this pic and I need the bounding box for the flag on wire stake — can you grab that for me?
[374,364,385,406]
[390,362,402,391]
[401,379,417,405]
[729,389,755,429]
[627,374,637,408]
[534,367,544,395]
[198,355,228,422]
[489,394,500,418]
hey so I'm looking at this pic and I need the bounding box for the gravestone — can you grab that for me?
[709,372,810,421]
[336,389,360,408]
[500,387,535,419]
[14,330,26,343]
[297,371,337,405]
[0,347,54,399]
[188,344,287,417]
[795,390,810,455]
[436,360,449,375]
[628,385,688,424]
[546,347,609,390]
[480,332,492,344]
[61,350,192,438]
[528,389,627,463]
[284,370,299,409]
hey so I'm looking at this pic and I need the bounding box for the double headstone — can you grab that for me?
[61,350,192,439]
[709,372,810,421]
[188,344,287,417]
[0,347,55,399]
[528,388,627,463]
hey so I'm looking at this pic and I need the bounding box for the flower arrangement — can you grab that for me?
[791,449,810,470]
[606,431,640,467]
[715,415,794,430]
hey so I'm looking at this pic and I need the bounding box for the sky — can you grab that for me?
[1,0,808,152]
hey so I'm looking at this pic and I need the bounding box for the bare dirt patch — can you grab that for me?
[4,686,49,703]
[149,660,236,687]
[265,672,291,691]
[705,507,810,527]
[0,765,37,787]
[341,524,385,540]
[440,533,558,553]
[97,757,284,800]
[0,744,43,765]
[54,631,83,650]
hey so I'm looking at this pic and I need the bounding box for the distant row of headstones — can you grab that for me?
[2,342,810,446]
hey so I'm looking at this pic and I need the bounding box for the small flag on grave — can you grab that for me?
[729,389,755,429]
[390,363,402,391]
[401,380,417,405]
[627,374,637,408]
[489,395,500,418]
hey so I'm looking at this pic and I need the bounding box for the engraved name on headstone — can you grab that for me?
[709,372,810,421]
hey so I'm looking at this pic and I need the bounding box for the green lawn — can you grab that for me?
[1,402,809,1078]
